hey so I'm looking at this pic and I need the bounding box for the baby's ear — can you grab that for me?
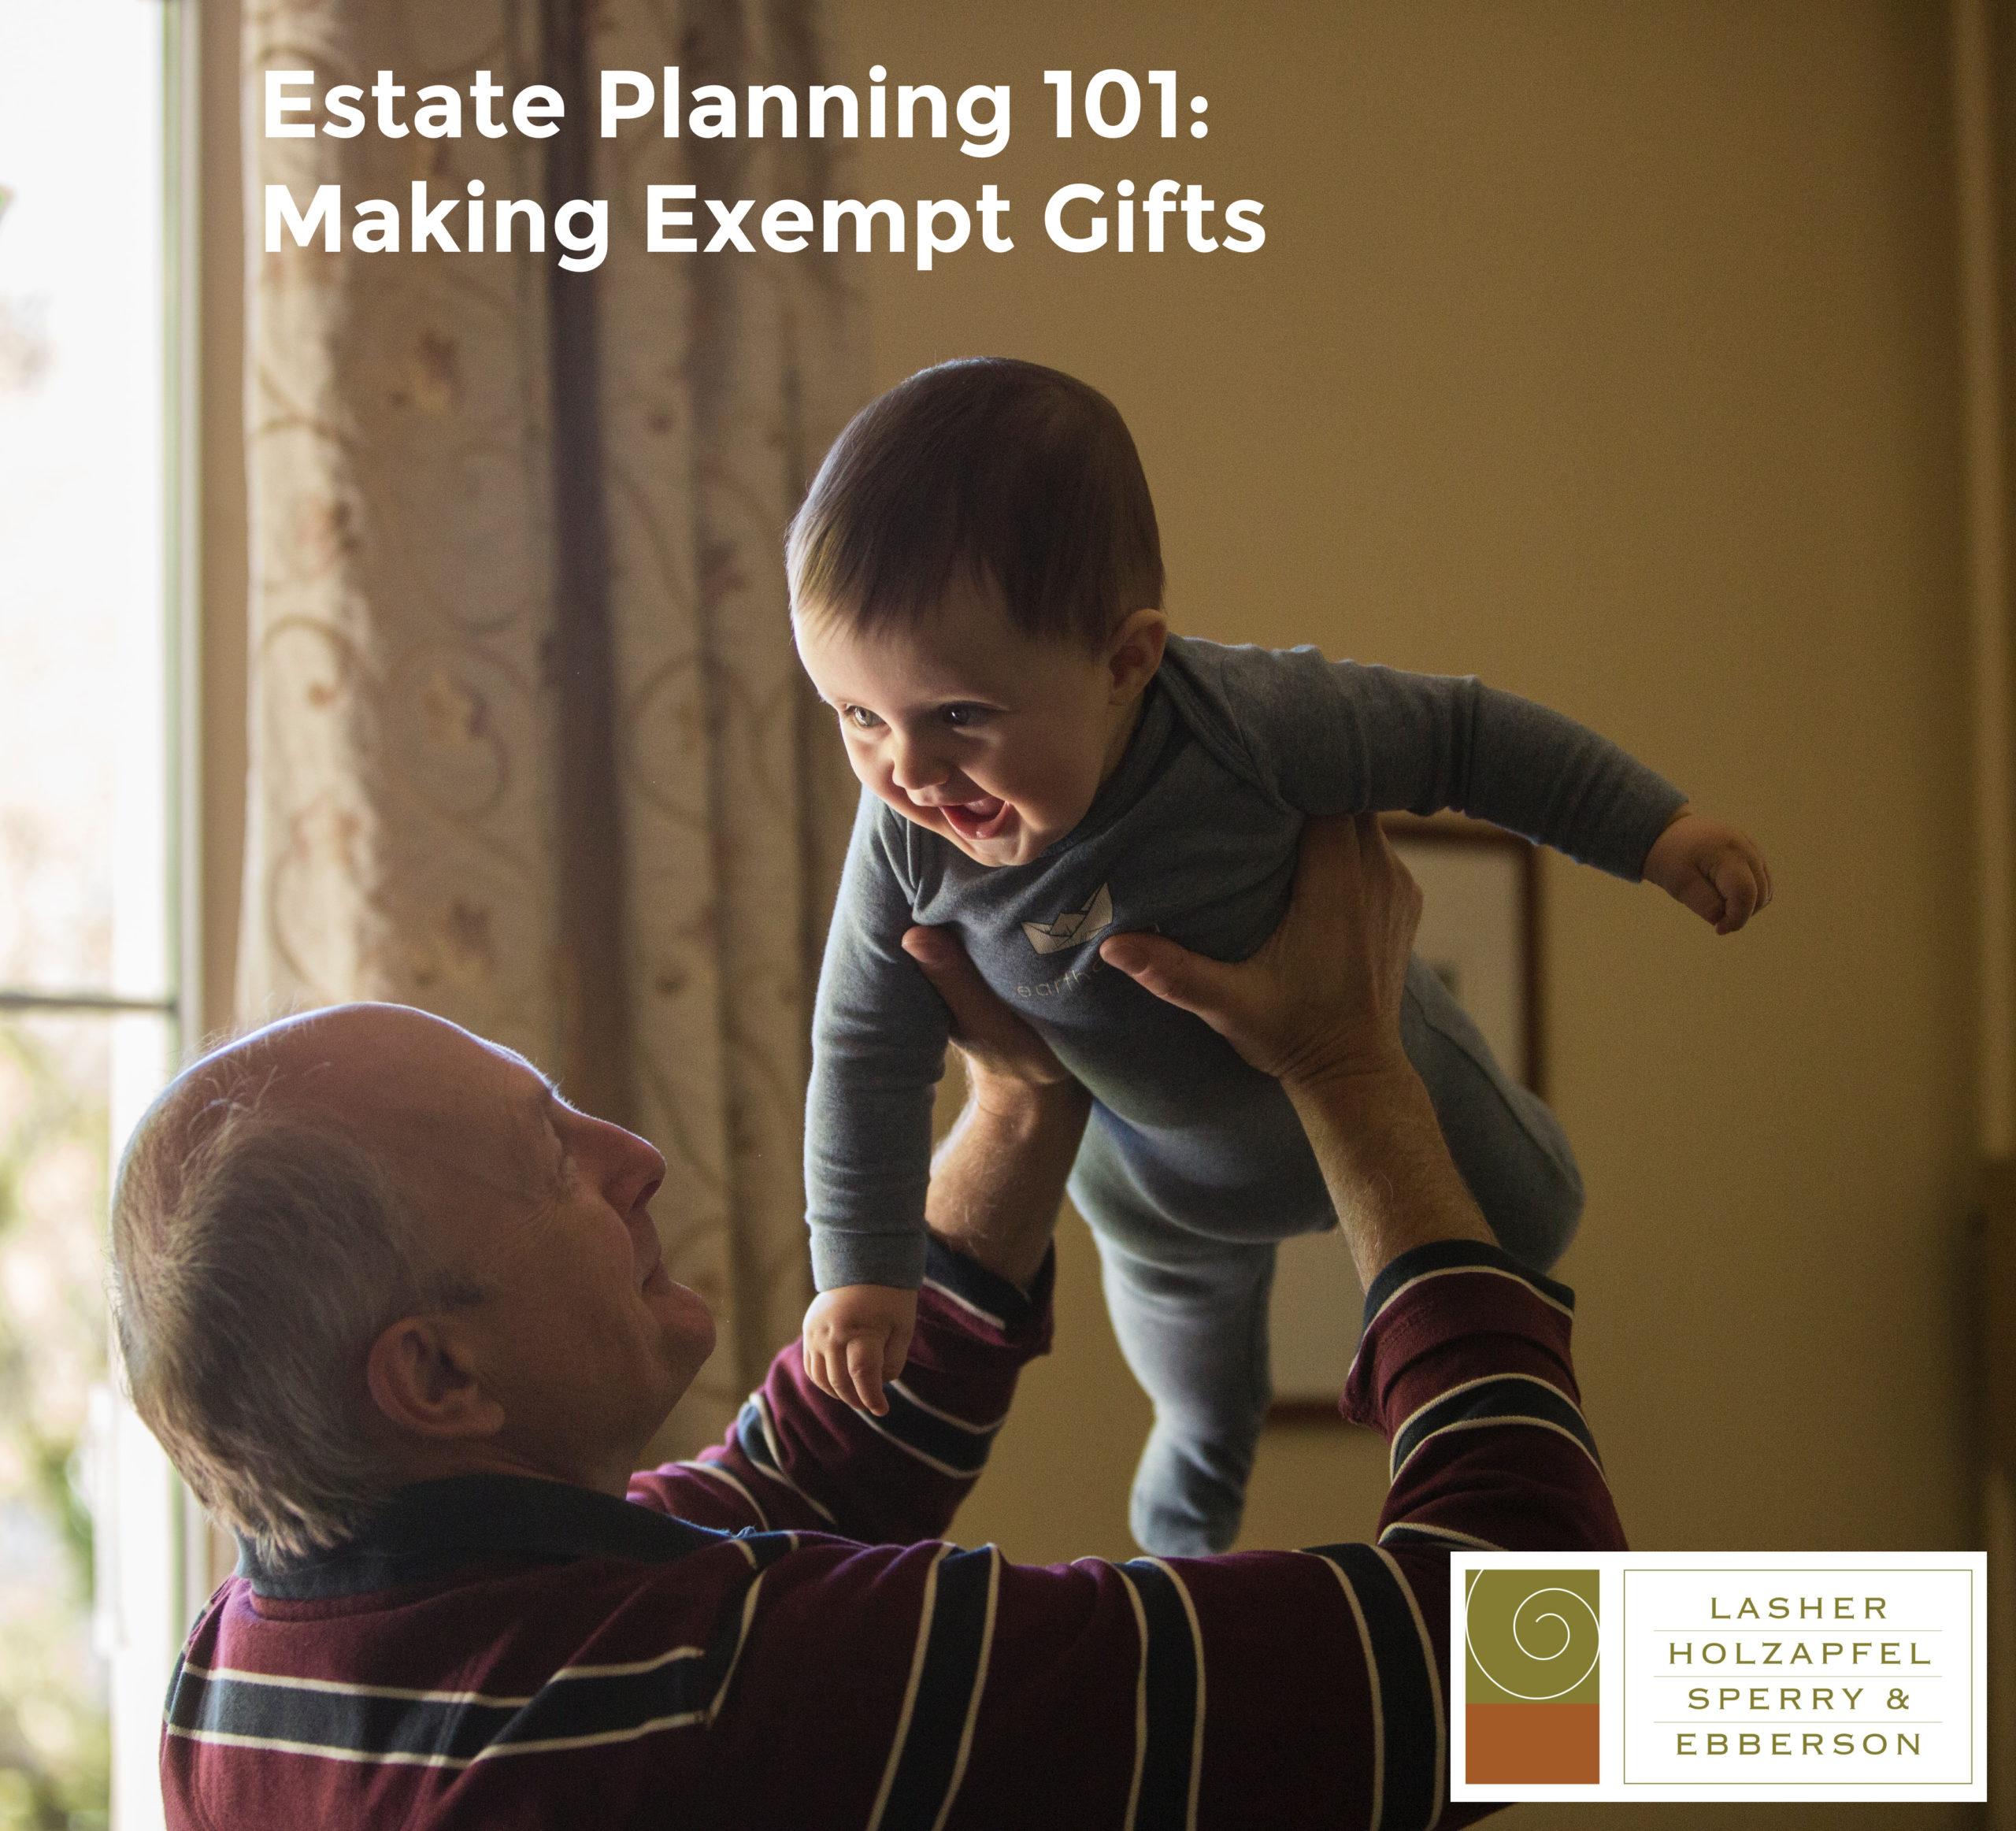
[1106,607,1169,701]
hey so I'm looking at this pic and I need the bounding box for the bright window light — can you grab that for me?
[1,2,192,1826]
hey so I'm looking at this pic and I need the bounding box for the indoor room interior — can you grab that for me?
[1,1,2011,1825]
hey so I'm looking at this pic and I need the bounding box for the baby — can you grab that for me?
[790,358,1769,1555]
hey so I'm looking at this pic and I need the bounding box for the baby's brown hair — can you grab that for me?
[787,358,1164,650]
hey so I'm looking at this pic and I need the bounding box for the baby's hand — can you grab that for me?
[802,1284,918,1415]
[1642,806,1773,935]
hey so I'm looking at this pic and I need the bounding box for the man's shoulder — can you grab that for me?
[165,1535,869,1825]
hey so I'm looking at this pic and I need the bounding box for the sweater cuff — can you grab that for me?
[1360,1236,1576,1332]
[920,1235,1054,1347]
[1344,1239,1580,1433]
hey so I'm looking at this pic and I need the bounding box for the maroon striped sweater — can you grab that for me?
[161,1236,1622,1829]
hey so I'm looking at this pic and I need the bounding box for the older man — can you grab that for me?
[113,815,1621,1829]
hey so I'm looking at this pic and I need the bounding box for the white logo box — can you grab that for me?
[1450,1551,1987,1803]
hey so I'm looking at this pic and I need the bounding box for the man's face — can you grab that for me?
[793,577,1130,868]
[280,1006,715,1491]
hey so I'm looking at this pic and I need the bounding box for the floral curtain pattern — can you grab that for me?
[239,0,860,1452]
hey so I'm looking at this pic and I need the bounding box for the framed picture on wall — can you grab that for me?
[1268,814,1542,1421]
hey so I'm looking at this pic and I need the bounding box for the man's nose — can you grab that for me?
[584,1115,666,1211]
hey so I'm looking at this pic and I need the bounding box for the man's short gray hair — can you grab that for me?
[109,1063,468,1562]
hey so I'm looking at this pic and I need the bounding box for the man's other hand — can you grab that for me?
[1103,812,1488,1284]
[1098,812,1422,1092]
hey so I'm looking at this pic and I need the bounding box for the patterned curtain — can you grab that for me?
[239,0,862,1452]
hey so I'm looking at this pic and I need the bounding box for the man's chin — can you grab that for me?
[651,1277,718,1379]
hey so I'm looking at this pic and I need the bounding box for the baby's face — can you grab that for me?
[794,578,1148,868]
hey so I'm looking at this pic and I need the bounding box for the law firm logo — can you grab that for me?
[1021,883,1112,954]
[1451,1551,1986,1804]
[1462,1569,1600,1785]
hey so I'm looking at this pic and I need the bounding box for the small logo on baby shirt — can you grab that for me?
[1021,883,1113,954]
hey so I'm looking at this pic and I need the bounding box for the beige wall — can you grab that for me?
[834,6,1982,1823]
[198,4,1987,1821]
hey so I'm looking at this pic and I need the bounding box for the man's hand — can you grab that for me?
[802,1284,918,1416]
[902,925,1075,1095]
[1642,806,1773,935]
[1100,812,1492,1286]
[1098,812,1422,1090]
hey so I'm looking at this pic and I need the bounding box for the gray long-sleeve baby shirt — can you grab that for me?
[804,636,1686,1290]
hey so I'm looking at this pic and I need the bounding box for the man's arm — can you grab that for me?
[695,817,1621,1828]
[906,924,1091,1292]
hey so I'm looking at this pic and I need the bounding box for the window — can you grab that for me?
[0,2,201,1825]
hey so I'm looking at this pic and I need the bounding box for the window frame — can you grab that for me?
[0,2,213,1822]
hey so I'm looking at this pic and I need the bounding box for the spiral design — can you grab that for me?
[1465,1577,1600,1702]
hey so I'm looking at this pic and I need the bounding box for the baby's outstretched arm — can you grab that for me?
[1642,805,1773,934]
[803,1284,917,1415]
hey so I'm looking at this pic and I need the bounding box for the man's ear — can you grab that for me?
[365,1314,506,1442]
[1104,608,1168,704]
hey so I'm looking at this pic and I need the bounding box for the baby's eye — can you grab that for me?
[939,703,991,729]
[842,705,884,731]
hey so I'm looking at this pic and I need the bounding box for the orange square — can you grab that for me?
[1466,1703,1600,1784]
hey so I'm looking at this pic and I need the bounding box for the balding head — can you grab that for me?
[112,1005,710,1562]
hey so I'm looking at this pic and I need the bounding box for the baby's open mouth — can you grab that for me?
[936,795,1012,841]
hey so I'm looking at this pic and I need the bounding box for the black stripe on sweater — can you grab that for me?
[167,1538,798,1766]
[876,1544,997,1830]
[1308,1543,1441,1831]
[1120,1559,1202,1831]
[921,1236,1043,1335]
[165,1659,525,1765]
[869,1382,1000,1477]
[498,1530,796,1747]
[732,1396,836,1522]
[1389,1375,1600,1482]
[1360,1240,1573,1332]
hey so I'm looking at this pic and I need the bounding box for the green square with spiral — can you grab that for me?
[1464,1570,1601,1705]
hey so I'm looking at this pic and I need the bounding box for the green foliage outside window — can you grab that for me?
[0,1021,111,1830]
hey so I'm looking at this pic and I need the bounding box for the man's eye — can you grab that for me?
[843,706,883,730]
